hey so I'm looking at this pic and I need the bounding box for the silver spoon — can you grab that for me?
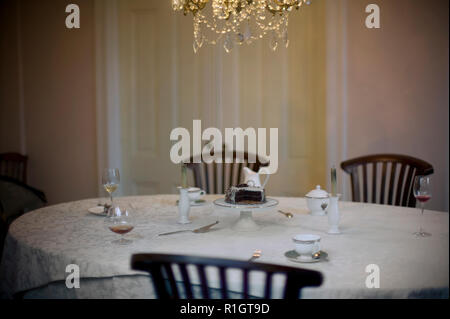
[278,210,294,219]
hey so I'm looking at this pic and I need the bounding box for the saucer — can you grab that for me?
[88,206,107,216]
[284,250,328,263]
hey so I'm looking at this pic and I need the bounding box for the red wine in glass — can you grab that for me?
[413,176,432,238]
[415,195,431,203]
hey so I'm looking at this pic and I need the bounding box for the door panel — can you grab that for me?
[119,0,177,195]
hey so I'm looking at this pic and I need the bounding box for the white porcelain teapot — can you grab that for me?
[242,167,270,188]
[305,185,329,216]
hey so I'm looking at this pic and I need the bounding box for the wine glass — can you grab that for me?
[413,175,432,238]
[102,168,120,207]
[106,206,134,245]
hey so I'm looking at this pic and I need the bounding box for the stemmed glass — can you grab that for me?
[102,168,120,207]
[413,176,432,238]
[106,206,134,245]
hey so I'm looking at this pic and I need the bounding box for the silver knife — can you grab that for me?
[158,221,219,236]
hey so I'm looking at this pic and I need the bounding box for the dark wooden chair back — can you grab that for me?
[340,154,433,207]
[185,147,269,194]
[0,153,28,183]
[131,253,323,299]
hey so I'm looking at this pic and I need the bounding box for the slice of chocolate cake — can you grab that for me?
[225,184,266,204]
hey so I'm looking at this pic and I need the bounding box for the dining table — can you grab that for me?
[0,194,448,299]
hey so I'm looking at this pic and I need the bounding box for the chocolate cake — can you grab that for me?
[225,184,266,204]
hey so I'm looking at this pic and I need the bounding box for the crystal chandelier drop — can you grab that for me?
[172,0,312,53]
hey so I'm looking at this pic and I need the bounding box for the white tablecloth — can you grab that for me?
[0,195,448,299]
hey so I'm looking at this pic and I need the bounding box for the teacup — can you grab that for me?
[187,187,205,202]
[292,234,321,260]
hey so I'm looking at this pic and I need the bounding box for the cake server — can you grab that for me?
[158,221,219,236]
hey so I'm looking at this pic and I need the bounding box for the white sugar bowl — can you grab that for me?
[305,185,329,216]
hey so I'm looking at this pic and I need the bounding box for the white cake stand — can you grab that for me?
[213,198,279,231]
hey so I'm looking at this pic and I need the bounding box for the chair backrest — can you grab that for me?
[0,153,28,183]
[341,154,434,207]
[185,147,269,194]
[131,253,322,299]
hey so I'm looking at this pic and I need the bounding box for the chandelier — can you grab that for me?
[172,0,312,53]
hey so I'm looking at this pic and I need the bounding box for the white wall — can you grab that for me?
[343,0,449,211]
[0,0,99,204]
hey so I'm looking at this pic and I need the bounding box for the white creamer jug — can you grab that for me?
[242,167,270,188]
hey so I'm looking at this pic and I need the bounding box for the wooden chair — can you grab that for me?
[0,153,28,183]
[184,146,269,194]
[131,253,323,299]
[340,154,434,207]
